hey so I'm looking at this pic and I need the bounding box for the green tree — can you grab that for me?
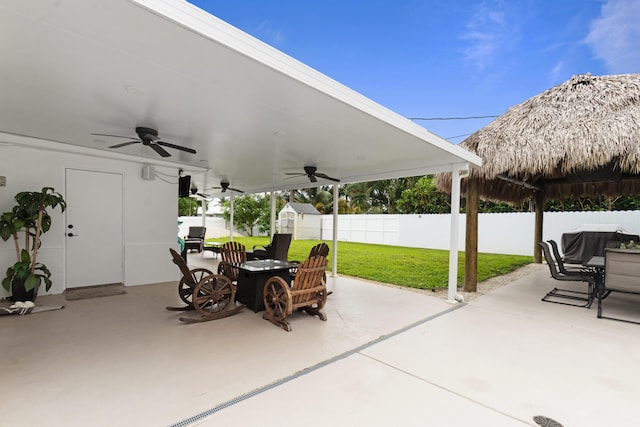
[292,186,334,213]
[397,176,451,214]
[344,178,417,214]
[256,195,286,233]
[178,197,200,216]
[221,194,269,236]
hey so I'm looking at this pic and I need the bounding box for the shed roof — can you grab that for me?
[284,203,322,215]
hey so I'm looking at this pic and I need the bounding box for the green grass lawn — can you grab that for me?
[208,237,533,289]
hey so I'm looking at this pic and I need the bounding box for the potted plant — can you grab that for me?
[0,187,66,302]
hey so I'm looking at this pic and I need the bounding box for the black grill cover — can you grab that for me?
[561,231,640,264]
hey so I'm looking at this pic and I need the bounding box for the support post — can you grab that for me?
[270,192,276,238]
[448,164,469,303]
[332,183,339,277]
[201,173,208,228]
[534,191,544,263]
[229,195,234,242]
[464,178,478,292]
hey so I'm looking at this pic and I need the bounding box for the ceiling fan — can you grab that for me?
[92,127,196,158]
[206,181,244,194]
[285,166,340,183]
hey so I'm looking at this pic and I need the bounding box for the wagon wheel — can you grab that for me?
[312,288,328,310]
[193,275,234,316]
[263,277,291,323]
[178,268,213,306]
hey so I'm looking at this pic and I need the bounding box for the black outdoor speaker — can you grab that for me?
[178,175,191,198]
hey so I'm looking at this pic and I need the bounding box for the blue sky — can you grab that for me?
[189,0,640,143]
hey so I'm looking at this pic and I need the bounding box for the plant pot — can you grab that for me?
[10,278,38,302]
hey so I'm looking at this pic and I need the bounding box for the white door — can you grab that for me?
[65,169,123,288]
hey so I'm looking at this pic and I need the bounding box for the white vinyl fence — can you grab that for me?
[321,211,640,256]
[178,211,640,256]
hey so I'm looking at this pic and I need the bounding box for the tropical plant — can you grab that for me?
[397,176,451,214]
[0,187,66,295]
[178,197,200,216]
[221,194,269,236]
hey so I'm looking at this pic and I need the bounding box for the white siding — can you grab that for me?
[0,144,180,297]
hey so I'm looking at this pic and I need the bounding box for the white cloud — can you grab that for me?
[549,61,565,84]
[257,20,285,46]
[586,0,640,73]
[460,2,517,70]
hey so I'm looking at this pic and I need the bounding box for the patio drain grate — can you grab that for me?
[169,303,465,427]
[533,415,563,427]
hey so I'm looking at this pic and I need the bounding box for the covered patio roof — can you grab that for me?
[0,0,480,195]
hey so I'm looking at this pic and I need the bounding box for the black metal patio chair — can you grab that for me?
[538,241,596,308]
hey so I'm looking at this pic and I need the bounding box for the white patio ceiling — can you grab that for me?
[0,0,480,195]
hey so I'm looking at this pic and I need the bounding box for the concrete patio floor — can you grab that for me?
[2,255,639,427]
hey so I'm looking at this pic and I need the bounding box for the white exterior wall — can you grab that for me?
[322,211,640,256]
[0,144,181,298]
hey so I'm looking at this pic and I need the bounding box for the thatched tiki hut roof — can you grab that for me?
[436,73,640,203]
[435,73,640,290]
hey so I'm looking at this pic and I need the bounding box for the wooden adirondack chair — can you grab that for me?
[166,248,244,323]
[217,241,248,282]
[289,242,330,279]
[263,255,328,331]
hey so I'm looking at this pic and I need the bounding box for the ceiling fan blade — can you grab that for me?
[228,187,244,193]
[156,140,197,154]
[149,143,171,157]
[315,173,340,183]
[109,140,140,149]
[284,172,304,176]
[91,133,137,140]
[196,193,211,199]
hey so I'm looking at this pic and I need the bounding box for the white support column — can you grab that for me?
[201,173,208,228]
[332,183,339,277]
[229,195,234,242]
[448,163,469,303]
[270,192,276,238]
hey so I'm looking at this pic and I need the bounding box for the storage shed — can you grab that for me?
[278,203,322,240]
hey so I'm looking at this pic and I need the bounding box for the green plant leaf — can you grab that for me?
[20,249,31,263]
[37,263,51,277]
[43,276,52,291]
[1,276,11,292]
[24,272,39,292]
